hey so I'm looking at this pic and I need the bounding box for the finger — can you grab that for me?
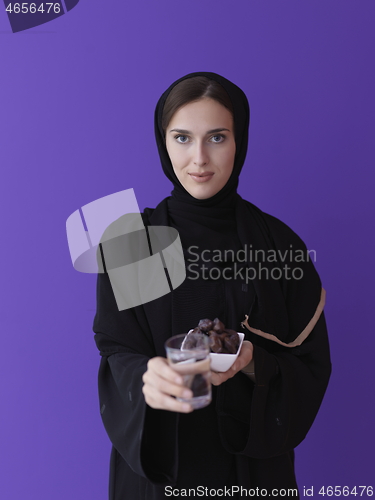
[148,357,184,385]
[157,393,194,413]
[143,365,194,399]
[146,373,194,400]
[211,371,232,386]
[232,343,253,372]
[142,385,193,413]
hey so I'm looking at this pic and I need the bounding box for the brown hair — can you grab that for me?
[161,76,234,137]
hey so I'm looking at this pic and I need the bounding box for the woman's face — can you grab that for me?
[165,98,236,200]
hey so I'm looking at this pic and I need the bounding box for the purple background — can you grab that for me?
[1,1,374,498]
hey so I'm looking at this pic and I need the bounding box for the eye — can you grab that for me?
[210,134,225,143]
[175,135,190,144]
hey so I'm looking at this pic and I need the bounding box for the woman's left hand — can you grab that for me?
[211,340,254,386]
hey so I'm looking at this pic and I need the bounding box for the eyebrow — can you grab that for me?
[169,128,231,134]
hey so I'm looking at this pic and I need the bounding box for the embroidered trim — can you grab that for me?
[241,288,326,348]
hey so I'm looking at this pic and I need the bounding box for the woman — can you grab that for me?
[93,72,331,500]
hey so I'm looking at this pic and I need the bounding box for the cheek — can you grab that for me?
[167,144,185,171]
[220,147,236,175]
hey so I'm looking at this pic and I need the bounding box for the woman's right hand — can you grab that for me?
[142,357,194,413]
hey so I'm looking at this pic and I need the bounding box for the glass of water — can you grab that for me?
[165,333,212,410]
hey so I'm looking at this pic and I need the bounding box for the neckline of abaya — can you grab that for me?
[168,190,240,211]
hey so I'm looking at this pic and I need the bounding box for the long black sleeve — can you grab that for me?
[93,271,179,485]
[216,205,332,459]
[217,310,331,458]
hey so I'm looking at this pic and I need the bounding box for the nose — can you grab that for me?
[193,142,209,167]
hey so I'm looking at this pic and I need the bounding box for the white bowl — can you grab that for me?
[185,330,245,373]
[210,332,244,372]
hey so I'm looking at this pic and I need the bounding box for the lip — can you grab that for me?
[188,172,214,183]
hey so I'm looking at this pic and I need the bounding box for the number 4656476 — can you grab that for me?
[318,486,373,497]
[5,3,61,14]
